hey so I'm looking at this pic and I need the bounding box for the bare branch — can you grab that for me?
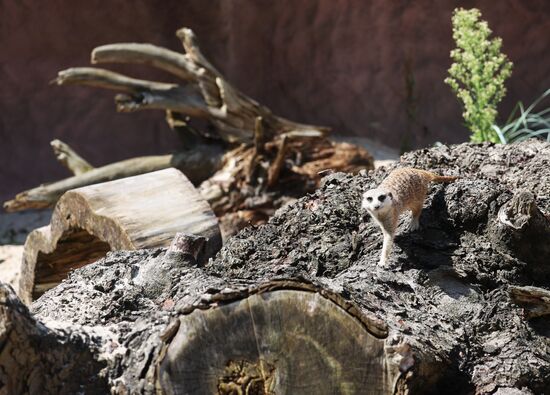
[92,43,200,81]
[3,144,225,213]
[55,67,210,116]
[50,139,94,175]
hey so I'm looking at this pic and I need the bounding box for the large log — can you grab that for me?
[0,283,108,394]
[27,245,401,395]
[4,141,548,394]
[18,168,221,304]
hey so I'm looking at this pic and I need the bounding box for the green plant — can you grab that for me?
[445,8,513,143]
[492,89,550,143]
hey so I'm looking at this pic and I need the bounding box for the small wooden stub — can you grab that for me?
[19,168,221,303]
[158,290,398,395]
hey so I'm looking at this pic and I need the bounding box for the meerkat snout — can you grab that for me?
[361,189,393,213]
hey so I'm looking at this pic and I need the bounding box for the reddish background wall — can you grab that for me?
[1,0,549,203]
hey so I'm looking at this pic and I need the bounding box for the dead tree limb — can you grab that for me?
[5,27,374,241]
[50,139,94,175]
[56,68,209,116]
[56,28,329,144]
[3,144,224,212]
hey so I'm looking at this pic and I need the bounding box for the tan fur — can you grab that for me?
[362,167,457,266]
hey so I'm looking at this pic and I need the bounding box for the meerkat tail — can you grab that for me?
[430,175,458,183]
[416,169,458,183]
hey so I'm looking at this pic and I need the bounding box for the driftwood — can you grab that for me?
[2,141,549,394]
[4,142,225,212]
[18,168,221,304]
[57,29,329,144]
[3,27,374,239]
[50,139,94,175]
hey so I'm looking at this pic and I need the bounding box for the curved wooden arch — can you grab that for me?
[19,168,221,303]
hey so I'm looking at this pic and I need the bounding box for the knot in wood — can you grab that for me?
[498,190,536,230]
[167,233,206,261]
[217,359,275,395]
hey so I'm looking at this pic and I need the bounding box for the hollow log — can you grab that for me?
[18,168,221,304]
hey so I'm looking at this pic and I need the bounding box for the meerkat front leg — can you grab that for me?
[378,218,397,266]
[379,229,394,266]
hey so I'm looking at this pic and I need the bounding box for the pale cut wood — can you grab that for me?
[19,168,221,303]
[509,285,550,319]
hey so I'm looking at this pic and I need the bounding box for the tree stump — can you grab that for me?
[19,168,221,303]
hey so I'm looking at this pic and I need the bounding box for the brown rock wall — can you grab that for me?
[1,0,549,202]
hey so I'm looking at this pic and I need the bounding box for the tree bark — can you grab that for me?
[25,247,402,395]
[0,283,108,394]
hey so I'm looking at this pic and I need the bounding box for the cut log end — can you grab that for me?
[159,289,400,395]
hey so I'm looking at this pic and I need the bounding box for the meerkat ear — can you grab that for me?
[388,192,393,199]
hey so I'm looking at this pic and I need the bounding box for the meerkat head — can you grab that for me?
[361,188,393,215]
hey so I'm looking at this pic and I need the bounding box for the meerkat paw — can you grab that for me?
[378,258,388,267]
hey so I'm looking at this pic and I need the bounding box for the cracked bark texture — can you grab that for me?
[3,140,550,394]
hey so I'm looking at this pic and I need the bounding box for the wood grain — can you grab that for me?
[159,289,399,395]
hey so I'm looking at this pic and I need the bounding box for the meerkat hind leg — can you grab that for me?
[410,203,423,231]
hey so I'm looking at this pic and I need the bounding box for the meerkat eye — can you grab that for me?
[378,194,386,202]
[366,196,373,202]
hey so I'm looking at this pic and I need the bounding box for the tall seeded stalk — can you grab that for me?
[445,8,513,143]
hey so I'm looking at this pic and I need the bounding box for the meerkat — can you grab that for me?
[361,168,458,266]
